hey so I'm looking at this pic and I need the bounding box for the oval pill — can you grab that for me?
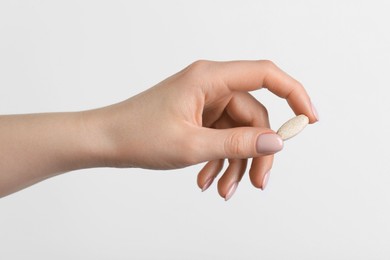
[276,115,309,141]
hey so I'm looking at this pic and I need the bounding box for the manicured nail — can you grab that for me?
[256,134,283,154]
[311,102,319,122]
[201,178,214,192]
[225,182,238,201]
[261,170,271,190]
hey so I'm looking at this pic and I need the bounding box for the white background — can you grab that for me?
[1,0,390,259]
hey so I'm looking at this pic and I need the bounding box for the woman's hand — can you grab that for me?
[90,60,318,200]
[0,60,318,198]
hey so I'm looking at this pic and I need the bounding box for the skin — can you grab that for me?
[0,60,318,199]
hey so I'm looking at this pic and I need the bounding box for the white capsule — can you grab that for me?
[276,115,309,141]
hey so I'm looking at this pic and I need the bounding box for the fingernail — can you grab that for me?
[225,182,238,201]
[201,178,214,192]
[261,170,271,190]
[256,134,283,154]
[311,102,320,122]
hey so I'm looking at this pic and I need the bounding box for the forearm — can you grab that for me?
[0,111,106,197]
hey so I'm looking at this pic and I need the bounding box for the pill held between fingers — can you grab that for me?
[276,115,309,141]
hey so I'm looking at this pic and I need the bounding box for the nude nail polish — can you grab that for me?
[256,134,283,154]
[201,178,214,192]
[311,102,320,121]
[261,171,271,190]
[225,182,238,201]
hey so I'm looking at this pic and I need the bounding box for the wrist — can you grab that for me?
[79,101,137,169]
[78,108,115,168]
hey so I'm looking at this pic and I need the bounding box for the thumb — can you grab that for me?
[195,127,284,161]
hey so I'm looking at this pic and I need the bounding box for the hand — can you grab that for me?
[90,60,318,200]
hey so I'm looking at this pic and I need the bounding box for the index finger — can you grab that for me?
[209,60,319,123]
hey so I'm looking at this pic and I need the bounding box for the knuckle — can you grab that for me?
[259,105,270,125]
[185,60,213,76]
[180,60,215,88]
[260,59,277,68]
[259,60,279,75]
[263,106,269,118]
[295,80,305,89]
[224,131,249,158]
[190,59,212,69]
[287,80,305,99]
[259,103,269,118]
